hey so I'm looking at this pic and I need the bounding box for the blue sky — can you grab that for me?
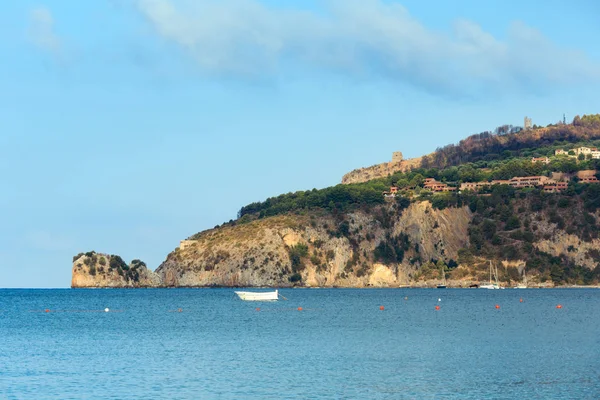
[1,0,599,288]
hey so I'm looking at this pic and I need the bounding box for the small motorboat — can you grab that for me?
[234,289,279,301]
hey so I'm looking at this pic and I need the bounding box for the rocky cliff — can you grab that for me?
[71,252,161,288]
[341,156,423,184]
[72,117,600,288]
[155,201,472,288]
[71,194,600,288]
[72,201,475,288]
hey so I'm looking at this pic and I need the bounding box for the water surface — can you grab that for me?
[1,288,599,399]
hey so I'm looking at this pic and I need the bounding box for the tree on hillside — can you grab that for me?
[410,174,425,188]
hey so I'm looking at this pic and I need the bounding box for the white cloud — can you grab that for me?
[28,6,62,56]
[134,0,600,95]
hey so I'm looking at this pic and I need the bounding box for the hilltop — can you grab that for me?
[343,114,600,184]
[72,114,600,288]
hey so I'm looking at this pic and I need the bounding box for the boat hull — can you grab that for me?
[235,290,278,301]
[479,284,500,289]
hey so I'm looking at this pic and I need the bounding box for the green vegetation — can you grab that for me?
[373,233,410,264]
[72,252,147,283]
[422,114,600,170]
[288,243,309,274]
[223,119,600,286]
[453,183,600,285]
[236,131,600,223]
[120,115,600,288]
[109,255,128,271]
[239,182,388,219]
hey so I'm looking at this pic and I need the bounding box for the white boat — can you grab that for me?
[480,283,500,290]
[480,261,503,289]
[437,265,447,288]
[234,289,279,301]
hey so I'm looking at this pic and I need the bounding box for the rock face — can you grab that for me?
[157,202,470,287]
[341,156,423,184]
[534,221,600,270]
[71,199,599,288]
[72,201,473,288]
[71,252,161,288]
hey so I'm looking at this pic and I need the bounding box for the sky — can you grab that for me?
[1,0,599,288]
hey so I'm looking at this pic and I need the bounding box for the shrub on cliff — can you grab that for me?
[109,255,128,271]
[288,244,309,273]
[131,259,146,269]
[238,183,388,219]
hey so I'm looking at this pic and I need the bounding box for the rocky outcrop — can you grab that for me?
[71,252,161,288]
[341,156,423,184]
[534,220,600,270]
[71,199,599,288]
[73,201,473,288]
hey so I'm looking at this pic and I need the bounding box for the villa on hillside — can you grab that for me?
[459,182,489,191]
[459,180,511,191]
[543,182,569,193]
[383,186,398,198]
[555,147,600,159]
[384,170,598,198]
[577,170,600,184]
[509,176,552,188]
[460,176,564,192]
[576,147,597,155]
[531,157,551,164]
[423,178,456,192]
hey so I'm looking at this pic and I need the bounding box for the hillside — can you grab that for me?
[343,114,600,184]
[72,115,600,288]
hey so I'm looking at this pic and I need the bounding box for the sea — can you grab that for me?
[1,288,599,399]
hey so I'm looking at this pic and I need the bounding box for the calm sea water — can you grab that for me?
[1,288,599,399]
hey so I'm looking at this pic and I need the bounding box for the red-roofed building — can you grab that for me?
[531,157,550,164]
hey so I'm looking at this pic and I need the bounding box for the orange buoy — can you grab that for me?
[519,298,523,303]
[556,304,563,309]
[435,305,440,310]
[45,309,50,313]
[495,304,500,309]
[255,307,260,312]
[379,305,385,311]
[297,307,303,311]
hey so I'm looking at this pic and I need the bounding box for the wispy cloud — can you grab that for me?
[135,0,600,95]
[28,6,62,56]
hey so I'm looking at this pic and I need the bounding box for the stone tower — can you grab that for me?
[392,152,403,163]
[524,116,532,130]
